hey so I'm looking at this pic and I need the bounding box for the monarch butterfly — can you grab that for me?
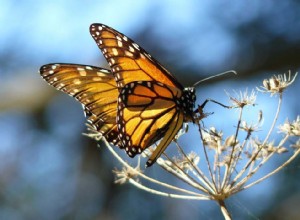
[40,23,196,167]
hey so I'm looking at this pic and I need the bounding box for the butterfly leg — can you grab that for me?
[193,99,234,122]
[198,98,233,110]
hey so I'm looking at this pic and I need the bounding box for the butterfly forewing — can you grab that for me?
[89,23,184,90]
[39,63,120,145]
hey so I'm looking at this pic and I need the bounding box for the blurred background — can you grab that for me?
[1,1,300,219]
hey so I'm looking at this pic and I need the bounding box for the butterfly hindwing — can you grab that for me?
[116,81,185,165]
[39,63,120,145]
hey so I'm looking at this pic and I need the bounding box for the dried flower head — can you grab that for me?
[113,165,142,184]
[83,123,103,141]
[226,89,257,108]
[174,151,200,171]
[239,115,263,140]
[257,71,298,95]
[291,139,300,149]
[202,127,223,151]
[278,116,300,136]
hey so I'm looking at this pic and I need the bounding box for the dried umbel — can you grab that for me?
[86,71,298,220]
[257,71,298,95]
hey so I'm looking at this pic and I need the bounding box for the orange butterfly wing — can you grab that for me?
[89,24,184,90]
[39,63,120,146]
[89,24,196,166]
[118,81,186,166]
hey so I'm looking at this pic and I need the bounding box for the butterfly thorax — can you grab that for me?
[177,87,196,121]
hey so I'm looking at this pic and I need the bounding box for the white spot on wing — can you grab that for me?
[73,79,81,85]
[125,51,133,57]
[117,41,123,47]
[109,58,115,65]
[140,53,145,59]
[112,48,118,56]
[132,43,140,50]
[97,71,106,76]
[129,46,135,52]
[79,71,87,76]
[93,77,101,81]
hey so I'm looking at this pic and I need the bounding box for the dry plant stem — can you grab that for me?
[174,142,216,192]
[223,107,244,191]
[262,93,283,145]
[160,154,211,193]
[218,200,232,220]
[228,94,283,189]
[105,141,205,197]
[222,138,248,190]
[128,178,210,200]
[242,147,300,190]
[220,164,230,191]
[234,138,247,166]
[215,140,221,191]
[175,142,205,181]
[242,134,290,181]
[189,169,216,194]
[197,122,218,191]
[245,94,282,172]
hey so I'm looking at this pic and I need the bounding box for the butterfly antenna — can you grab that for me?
[193,70,237,87]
